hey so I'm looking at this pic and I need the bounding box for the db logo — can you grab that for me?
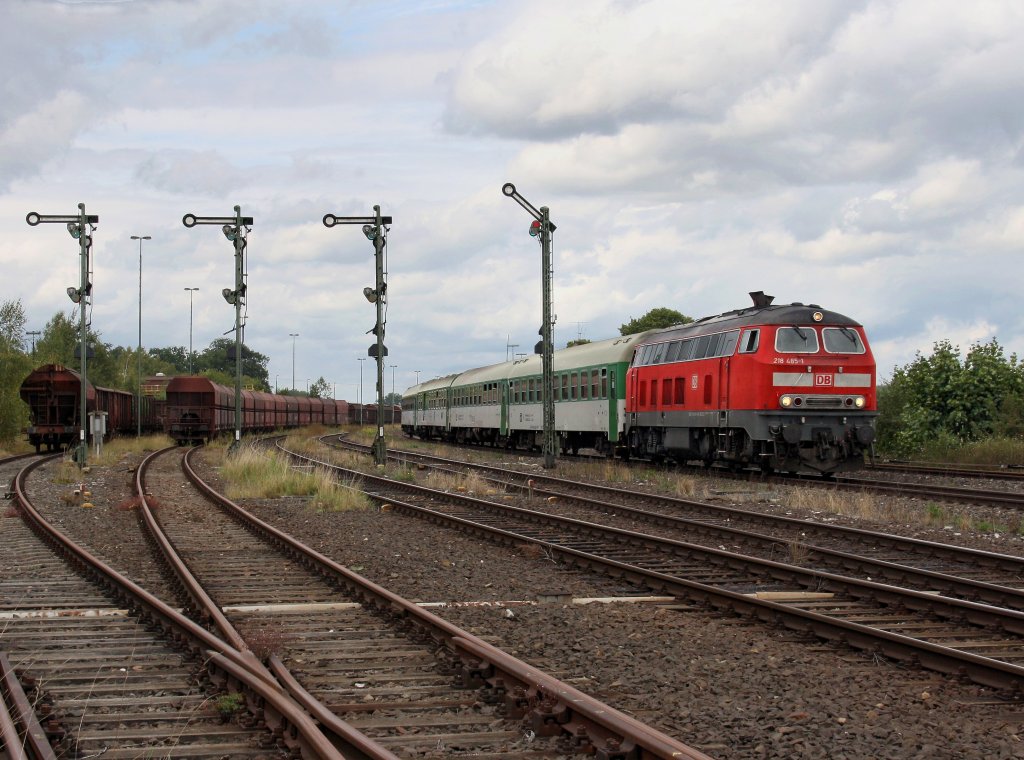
[814,374,833,387]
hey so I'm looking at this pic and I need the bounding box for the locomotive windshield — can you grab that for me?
[775,326,820,353]
[823,327,866,354]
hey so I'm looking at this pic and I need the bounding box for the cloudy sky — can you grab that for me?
[3,0,1023,400]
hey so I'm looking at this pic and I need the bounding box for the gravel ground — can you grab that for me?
[16,445,1024,759]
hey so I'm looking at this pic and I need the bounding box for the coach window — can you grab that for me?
[591,369,600,399]
[570,372,578,400]
[823,327,866,354]
[776,326,820,353]
[561,373,569,401]
[665,341,682,363]
[601,368,608,398]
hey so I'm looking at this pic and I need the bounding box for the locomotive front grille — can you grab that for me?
[802,395,845,408]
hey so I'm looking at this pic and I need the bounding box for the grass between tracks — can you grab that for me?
[218,442,370,511]
[908,436,1024,466]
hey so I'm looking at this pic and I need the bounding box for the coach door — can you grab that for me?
[607,369,618,442]
[500,381,509,435]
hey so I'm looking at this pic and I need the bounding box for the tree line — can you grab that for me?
[877,338,1024,456]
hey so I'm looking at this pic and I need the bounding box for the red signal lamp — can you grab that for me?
[529,220,541,237]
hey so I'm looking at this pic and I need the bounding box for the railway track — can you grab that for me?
[291,437,1024,692]
[869,460,1024,481]
[138,445,707,759]
[330,439,1024,613]
[1,454,337,758]
[392,435,1024,508]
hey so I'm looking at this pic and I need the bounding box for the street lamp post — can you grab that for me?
[131,235,151,437]
[502,182,558,469]
[289,333,299,391]
[26,204,98,467]
[323,207,393,464]
[183,206,252,450]
[184,288,199,373]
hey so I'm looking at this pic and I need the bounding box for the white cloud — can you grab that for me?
[3,0,1024,398]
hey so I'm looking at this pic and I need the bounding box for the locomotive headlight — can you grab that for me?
[780,395,794,408]
[854,396,866,409]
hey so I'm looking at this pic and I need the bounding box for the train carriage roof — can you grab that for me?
[408,330,662,395]
[401,373,459,398]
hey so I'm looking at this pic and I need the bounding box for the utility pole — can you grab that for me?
[289,333,299,390]
[183,206,252,451]
[501,183,557,469]
[131,235,151,438]
[323,207,393,465]
[26,204,97,467]
[26,330,40,355]
[184,288,199,373]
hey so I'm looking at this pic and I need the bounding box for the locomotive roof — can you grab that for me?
[641,301,861,344]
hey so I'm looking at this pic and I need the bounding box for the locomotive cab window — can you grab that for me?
[738,329,760,354]
[823,327,866,354]
[776,326,819,353]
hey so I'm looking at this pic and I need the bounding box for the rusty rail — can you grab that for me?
[0,652,54,760]
[184,446,710,759]
[137,446,398,760]
[12,454,344,760]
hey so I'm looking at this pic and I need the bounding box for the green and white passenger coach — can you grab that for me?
[401,331,656,455]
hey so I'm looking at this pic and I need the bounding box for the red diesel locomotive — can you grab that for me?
[623,292,876,474]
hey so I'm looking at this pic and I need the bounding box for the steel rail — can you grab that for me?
[869,461,1024,480]
[185,445,710,760]
[293,442,1024,692]
[137,446,398,760]
[0,651,54,760]
[12,454,343,760]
